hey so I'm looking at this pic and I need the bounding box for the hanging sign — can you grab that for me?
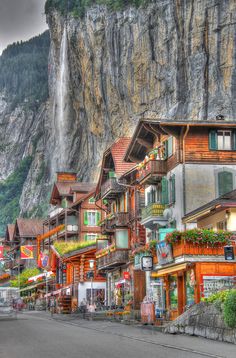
[156,242,173,265]
[224,246,235,261]
[38,251,49,268]
[20,246,34,259]
[123,271,130,280]
[0,246,3,260]
[141,256,153,271]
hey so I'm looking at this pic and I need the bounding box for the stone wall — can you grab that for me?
[164,302,236,344]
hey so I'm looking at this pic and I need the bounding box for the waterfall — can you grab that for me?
[53,26,70,171]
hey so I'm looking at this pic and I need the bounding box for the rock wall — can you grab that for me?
[1,0,236,217]
[164,302,236,344]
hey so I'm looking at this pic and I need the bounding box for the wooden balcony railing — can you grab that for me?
[141,203,165,221]
[101,178,125,199]
[137,160,167,185]
[172,241,230,257]
[97,249,129,270]
[111,212,130,227]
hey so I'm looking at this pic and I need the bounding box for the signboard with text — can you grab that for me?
[141,256,153,271]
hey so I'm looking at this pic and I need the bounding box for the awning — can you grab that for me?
[19,281,46,293]
[151,263,188,277]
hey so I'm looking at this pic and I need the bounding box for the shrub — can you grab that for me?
[223,290,236,328]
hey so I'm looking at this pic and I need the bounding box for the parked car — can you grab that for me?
[0,301,17,319]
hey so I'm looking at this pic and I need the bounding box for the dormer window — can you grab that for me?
[209,129,236,151]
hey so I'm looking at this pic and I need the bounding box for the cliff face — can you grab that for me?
[47,0,236,176]
[1,1,236,227]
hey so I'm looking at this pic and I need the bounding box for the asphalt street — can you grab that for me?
[0,312,235,358]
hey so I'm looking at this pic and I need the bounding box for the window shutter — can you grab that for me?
[96,211,101,225]
[109,171,116,178]
[209,130,218,150]
[161,177,169,205]
[163,140,168,159]
[84,211,88,225]
[171,174,176,203]
[168,137,173,157]
[218,171,233,196]
[84,233,88,241]
[233,131,236,150]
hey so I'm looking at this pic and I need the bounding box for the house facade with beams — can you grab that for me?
[122,118,236,319]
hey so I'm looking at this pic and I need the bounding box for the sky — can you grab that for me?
[0,0,48,54]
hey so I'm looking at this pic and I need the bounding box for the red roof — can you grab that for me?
[109,138,135,176]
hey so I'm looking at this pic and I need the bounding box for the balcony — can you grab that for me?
[111,212,130,227]
[100,218,114,234]
[141,203,167,229]
[172,242,230,258]
[101,178,125,199]
[137,160,167,185]
[97,249,129,270]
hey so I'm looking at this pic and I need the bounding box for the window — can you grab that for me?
[163,137,173,159]
[115,230,129,248]
[84,211,101,226]
[88,197,95,204]
[218,171,233,196]
[84,233,97,242]
[209,130,236,150]
[217,221,227,230]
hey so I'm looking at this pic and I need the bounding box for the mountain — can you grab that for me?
[0,0,236,235]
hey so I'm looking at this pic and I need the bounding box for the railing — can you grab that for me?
[141,203,165,221]
[101,178,125,198]
[97,249,129,270]
[111,212,130,227]
[137,160,167,184]
[172,241,231,257]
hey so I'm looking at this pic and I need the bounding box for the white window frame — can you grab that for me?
[87,211,97,226]
[217,130,232,150]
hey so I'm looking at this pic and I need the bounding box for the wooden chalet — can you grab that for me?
[95,138,146,309]
[123,117,236,320]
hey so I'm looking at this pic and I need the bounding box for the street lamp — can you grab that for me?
[44,270,48,311]
[89,260,95,306]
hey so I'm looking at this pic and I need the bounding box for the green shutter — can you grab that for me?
[161,177,169,205]
[96,211,101,225]
[163,140,168,159]
[84,233,88,241]
[171,174,176,203]
[84,211,88,225]
[233,131,236,150]
[109,171,116,178]
[218,171,233,196]
[209,130,218,150]
[168,137,173,157]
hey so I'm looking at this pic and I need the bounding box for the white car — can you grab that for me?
[0,301,17,319]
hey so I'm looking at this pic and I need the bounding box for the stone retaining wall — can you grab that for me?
[164,302,236,344]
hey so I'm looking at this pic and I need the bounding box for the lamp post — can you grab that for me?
[89,259,95,306]
[44,270,48,311]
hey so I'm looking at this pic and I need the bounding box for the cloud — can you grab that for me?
[0,0,47,54]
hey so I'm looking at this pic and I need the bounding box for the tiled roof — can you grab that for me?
[109,138,135,176]
[16,218,44,238]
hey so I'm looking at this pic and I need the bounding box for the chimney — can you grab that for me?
[56,171,77,182]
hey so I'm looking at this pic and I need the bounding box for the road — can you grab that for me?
[0,312,235,358]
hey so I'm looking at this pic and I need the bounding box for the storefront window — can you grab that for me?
[186,271,195,306]
[169,275,178,310]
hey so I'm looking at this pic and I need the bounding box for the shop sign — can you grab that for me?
[202,276,235,298]
[156,242,173,265]
[0,246,3,260]
[141,256,153,271]
[123,271,130,280]
[224,246,235,261]
[38,251,49,268]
